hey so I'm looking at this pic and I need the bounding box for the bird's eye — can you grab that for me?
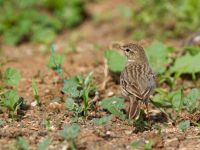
[125,48,130,52]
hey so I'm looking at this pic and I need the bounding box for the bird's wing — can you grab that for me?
[121,65,155,100]
[126,82,151,100]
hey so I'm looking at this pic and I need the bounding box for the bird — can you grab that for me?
[113,42,156,119]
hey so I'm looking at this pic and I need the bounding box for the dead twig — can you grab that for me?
[101,58,110,90]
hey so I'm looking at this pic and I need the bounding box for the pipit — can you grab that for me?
[113,43,156,119]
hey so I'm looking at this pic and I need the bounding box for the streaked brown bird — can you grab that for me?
[113,43,156,119]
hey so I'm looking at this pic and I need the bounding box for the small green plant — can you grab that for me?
[16,137,30,150]
[99,96,126,120]
[63,72,96,117]
[0,119,6,127]
[50,46,95,118]
[92,115,113,126]
[130,139,154,150]
[59,124,80,150]
[0,90,22,118]
[151,88,200,121]
[178,120,190,132]
[42,118,51,131]
[16,137,51,150]
[31,78,41,106]
[3,67,21,86]
[131,140,143,149]
[132,110,151,133]
[37,138,51,150]
[0,67,22,118]
[144,140,154,150]
[47,54,65,70]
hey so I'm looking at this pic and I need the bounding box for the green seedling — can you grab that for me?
[144,140,154,150]
[0,90,22,118]
[59,124,80,150]
[133,110,151,133]
[100,96,126,120]
[0,120,6,127]
[50,46,66,83]
[3,67,21,86]
[92,115,113,126]
[63,71,96,117]
[32,79,41,106]
[0,67,22,118]
[16,137,30,150]
[183,88,199,113]
[47,53,65,70]
[42,118,51,131]
[65,98,83,119]
[37,138,51,150]
[151,88,200,121]
[131,140,143,149]
[16,137,51,150]
[178,120,190,132]
[131,139,154,150]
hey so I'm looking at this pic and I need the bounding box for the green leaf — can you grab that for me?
[170,53,200,77]
[0,120,6,127]
[144,140,154,150]
[84,71,93,87]
[108,105,126,120]
[92,115,113,125]
[100,96,125,110]
[183,88,199,112]
[16,137,30,150]
[104,50,126,72]
[184,88,199,107]
[151,93,171,107]
[32,78,40,105]
[59,124,80,140]
[37,138,51,150]
[32,79,39,96]
[3,68,21,86]
[100,97,126,120]
[178,120,190,132]
[146,41,171,74]
[171,90,183,112]
[47,54,65,69]
[130,140,142,149]
[65,98,75,111]
[185,46,200,56]
[62,80,80,98]
[118,5,133,19]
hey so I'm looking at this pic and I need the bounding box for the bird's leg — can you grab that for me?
[144,100,149,119]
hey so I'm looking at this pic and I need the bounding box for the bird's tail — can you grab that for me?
[128,96,141,119]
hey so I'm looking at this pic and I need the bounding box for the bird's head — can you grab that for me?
[112,42,147,63]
